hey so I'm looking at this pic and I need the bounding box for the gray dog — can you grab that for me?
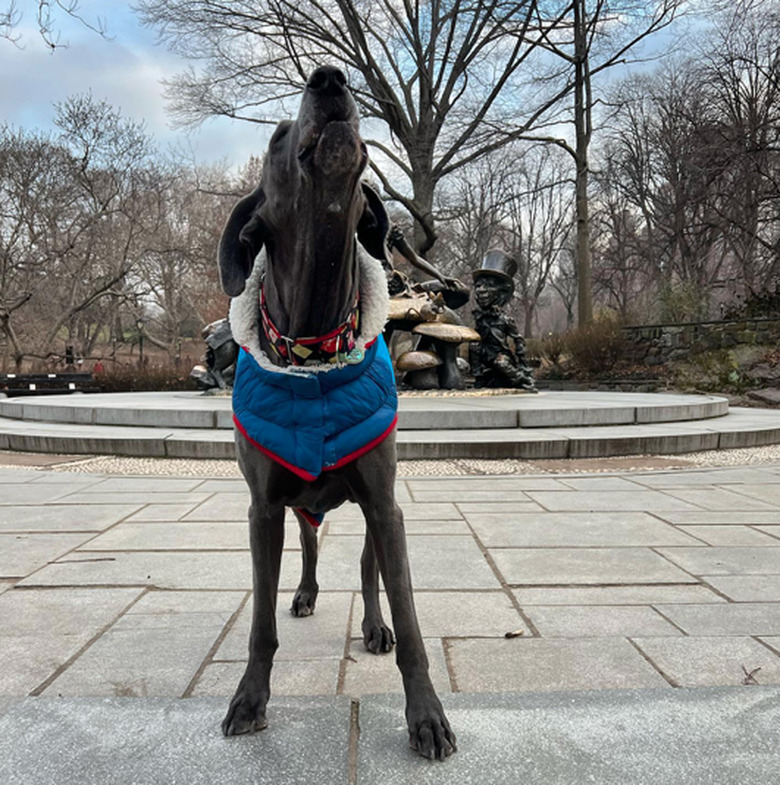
[217,65,455,760]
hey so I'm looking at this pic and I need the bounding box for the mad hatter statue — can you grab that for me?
[470,250,537,391]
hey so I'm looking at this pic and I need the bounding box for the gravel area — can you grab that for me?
[4,443,780,476]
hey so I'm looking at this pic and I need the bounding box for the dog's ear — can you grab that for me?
[218,185,266,297]
[357,183,390,262]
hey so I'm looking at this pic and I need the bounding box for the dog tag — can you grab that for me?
[338,347,364,365]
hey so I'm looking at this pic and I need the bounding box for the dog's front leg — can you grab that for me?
[222,501,285,736]
[345,437,456,760]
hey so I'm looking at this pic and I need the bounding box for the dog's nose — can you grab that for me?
[307,66,347,95]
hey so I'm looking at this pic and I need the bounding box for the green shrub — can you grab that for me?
[564,317,626,375]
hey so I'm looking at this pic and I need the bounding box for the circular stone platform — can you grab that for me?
[0,390,778,460]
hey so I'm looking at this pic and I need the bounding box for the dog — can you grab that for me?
[217,65,456,761]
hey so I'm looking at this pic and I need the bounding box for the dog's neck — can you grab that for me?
[229,247,388,377]
[260,184,362,355]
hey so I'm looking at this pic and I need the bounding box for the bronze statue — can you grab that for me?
[470,250,536,391]
[385,225,476,389]
[190,318,239,390]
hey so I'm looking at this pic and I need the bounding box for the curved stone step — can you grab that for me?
[0,391,729,431]
[0,407,776,460]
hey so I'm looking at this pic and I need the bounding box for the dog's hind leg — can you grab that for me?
[222,499,285,736]
[291,510,319,617]
[360,531,395,653]
[343,434,456,760]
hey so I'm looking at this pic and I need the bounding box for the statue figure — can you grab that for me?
[190,318,239,391]
[470,250,536,391]
[384,225,477,389]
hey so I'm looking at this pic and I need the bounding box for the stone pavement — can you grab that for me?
[2,463,780,781]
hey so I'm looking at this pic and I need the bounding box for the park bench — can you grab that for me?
[0,372,99,397]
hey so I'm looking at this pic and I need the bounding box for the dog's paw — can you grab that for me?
[290,588,317,617]
[407,701,457,761]
[222,690,269,736]
[363,622,395,654]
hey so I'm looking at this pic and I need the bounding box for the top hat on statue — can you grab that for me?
[472,249,518,291]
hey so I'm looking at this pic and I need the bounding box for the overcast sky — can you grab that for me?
[2,1,693,176]
[1,1,264,167]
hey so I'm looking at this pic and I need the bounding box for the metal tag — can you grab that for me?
[338,347,364,365]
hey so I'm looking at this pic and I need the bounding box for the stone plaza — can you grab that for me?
[2,446,780,782]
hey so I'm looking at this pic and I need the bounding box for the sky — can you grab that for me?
[1,1,697,175]
[0,1,265,167]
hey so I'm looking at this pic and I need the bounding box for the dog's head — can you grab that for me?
[218,66,389,297]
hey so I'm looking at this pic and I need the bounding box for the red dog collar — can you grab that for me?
[259,284,363,366]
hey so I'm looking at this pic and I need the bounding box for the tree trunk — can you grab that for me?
[574,0,593,326]
[411,173,437,257]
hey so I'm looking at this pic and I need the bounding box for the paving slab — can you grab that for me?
[26,472,107,486]
[60,491,213,506]
[657,546,780,575]
[0,484,75,504]
[0,587,142,695]
[217,591,353,661]
[465,511,701,548]
[42,591,245,698]
[326,517,472,535]
[524,605,684,638]
[446,637,668,692]
[632,637,780,687]
[18,551,254,590]
[317,535,500,590]
[513,585,726,605]
[524,489,703,511]
[555,476,646,491]
[409,489,534,502]
[453,501,546,515]
[193,659,340,696]
[343,638,451,696]
[632,468,780,487]
[0,503,142,532]
[79,521,257,551]
[0,470,38,482]
[657,603,780,636]
[0,532,95,577]
[757,525,780,541]
[349,591,527,639]
[0,697,351,785]
[406,477,569,491]
[728,483,780,506]
[358,689,780,785]
[661,486,779,510]
[489,547,698,586]
[676,525,780,546]
[703,575,780,602]
[655,510,780,525]
[124,502,206,522]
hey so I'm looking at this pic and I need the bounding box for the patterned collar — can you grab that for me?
[259,283,364,366]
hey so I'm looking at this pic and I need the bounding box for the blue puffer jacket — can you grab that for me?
[232,336,398,482]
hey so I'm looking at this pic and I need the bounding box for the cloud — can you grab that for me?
[0,4,264,167]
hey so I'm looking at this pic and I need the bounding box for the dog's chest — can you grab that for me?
[232,337,397,482]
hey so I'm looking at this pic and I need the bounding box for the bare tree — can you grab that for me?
[0,95,157,370]
[524,0,686,325]
[135,0,591,254]
[697,5,780,294]
[1,1,107,48]
[437,143,574,336]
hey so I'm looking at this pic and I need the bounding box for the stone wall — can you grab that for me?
[622,318,780,366]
